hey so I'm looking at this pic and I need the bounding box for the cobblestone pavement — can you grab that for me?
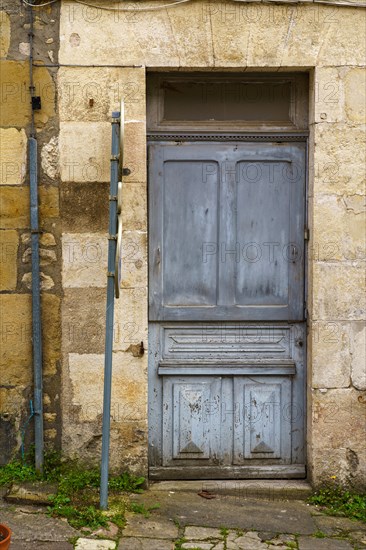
[1,485,366,549]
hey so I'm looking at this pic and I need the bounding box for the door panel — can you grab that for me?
[149,142,305,321]
[148,140,307,480]
[163,160,219,306]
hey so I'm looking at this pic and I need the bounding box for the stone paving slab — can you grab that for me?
[122,512,178,539]
[118,538,174,549]
[298,537,354,549]
[75,538,116,549]
[184,526,223,540]
[0,504,79,542]
[313,514,366,535]
[8,542,73,550]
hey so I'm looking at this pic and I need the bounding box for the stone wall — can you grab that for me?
[0,1,61,461]
[1,0,365,487]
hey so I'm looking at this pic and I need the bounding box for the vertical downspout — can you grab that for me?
[28,1,44,473]
[100,112,120,510]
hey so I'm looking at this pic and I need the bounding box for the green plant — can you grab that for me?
[0,453,147,530]
[313,530,326,538]
[174,538,187,550]
[308,485,366,523]
[220,527,229,536]
[129,502,160,517]
[0,460,39,485]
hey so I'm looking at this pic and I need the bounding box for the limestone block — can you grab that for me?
[312,194,366,262]
[311,446,366,490]
[122,122,146,184]
[113,287,148,351]
[68,352,147,422]
[313,124,366,196]
[41,136,59,180]
[59,1,365,68]
[312,263,365,320]
[316,8,366,67]
[312,388,366,451]
[0,230,18,291]
[344,67,366,124]
[42,293,61,365]
[1,186,59,229]
[59,122,110,182]
[120,231,147,289]
[61,182,109,233]
[0,61,55,127]
[58,67,146,122]
[0,128,27,185]
[62,288,106,354]
[312,67,344,124]
[0,294,32,385]
[59,1,180,67]
[0,11,10,58]
[0,186,29,228]
[39,186,59,219]
[121,182,147,231]
[310,321,351,389]
[62,232,108,288]
[350,322,366,391]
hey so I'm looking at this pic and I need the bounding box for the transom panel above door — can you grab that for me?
[149,142,306,322]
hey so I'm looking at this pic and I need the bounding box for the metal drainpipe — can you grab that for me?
[28,0,44,473]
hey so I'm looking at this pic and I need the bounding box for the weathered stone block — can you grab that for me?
[310,321,351,389]
[61,182,109,233]
[62,288,106,354]
[68,352,147,422]
[0,61,55,127]
[312,124,366,196]
[122,122,146,184]
[42,293,61,368]
[113,287,148,351]
[121,182,147,231]
[59,122,110,182]
[58,66,146,122]
[312,67,343,124]
[312,194,366,262]
[0,186,59,229]
[0,294,32,385]
[312,263,365,320]
[41,136,59,180]
[350,322,366,391]
[312,388,366,452]
[0,186,29,229]
[0,128,27,185]
[0,11,11,58]
[0,229,18,290]
[344,67,366,124]
[120,231,147,289]
[62,232,108,288]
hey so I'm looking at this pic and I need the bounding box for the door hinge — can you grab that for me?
[304,227,310,241]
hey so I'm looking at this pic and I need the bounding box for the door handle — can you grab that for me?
[156,247,161,266]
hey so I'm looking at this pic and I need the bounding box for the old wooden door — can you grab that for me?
[148,140,306,479]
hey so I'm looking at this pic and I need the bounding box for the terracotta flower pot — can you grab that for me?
[0,524,11,550]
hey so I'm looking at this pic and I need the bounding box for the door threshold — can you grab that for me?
[148,478,312,501]
[149,465,306,481]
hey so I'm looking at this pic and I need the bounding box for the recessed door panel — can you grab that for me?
[163,160,219,306]
[149,142,305,321]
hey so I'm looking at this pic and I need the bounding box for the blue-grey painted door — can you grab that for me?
[148,141,306,479]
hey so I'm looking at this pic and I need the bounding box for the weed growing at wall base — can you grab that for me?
[0,451,146,530]
[308,482,366,523]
